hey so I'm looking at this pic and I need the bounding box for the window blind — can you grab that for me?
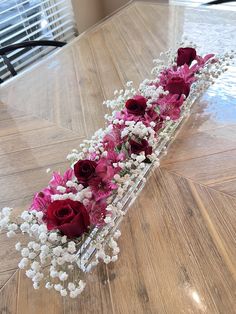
[0,0,77,81]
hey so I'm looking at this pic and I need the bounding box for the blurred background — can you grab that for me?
[0,0,235,82]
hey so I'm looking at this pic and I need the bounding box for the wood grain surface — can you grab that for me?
[0,1,236,313]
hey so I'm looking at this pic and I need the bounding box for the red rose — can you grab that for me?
[130,139,152,156]
[177,47,196,67]
[45,199,90,238]
[165,77,190,97]
[74,160,97,185]
[125,95,147,116]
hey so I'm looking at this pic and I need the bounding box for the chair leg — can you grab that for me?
[1,55,17,77]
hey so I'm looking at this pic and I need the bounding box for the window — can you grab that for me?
[0,0,77,81]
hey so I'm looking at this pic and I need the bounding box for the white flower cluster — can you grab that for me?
[139,80,167,102]
[151,46,177,76]
[82,231,122,271]
[51,185,92,207]
[0,42,234,299]
[66,44,235,279]
[121,120,155,140]
[67,130,109,164]
[0,207,18,237]
[0,202,122,298]
[104,81,137,110]
[17,231,88,296]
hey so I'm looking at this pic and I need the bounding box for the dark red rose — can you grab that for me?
[130,139,152,156]
[45,199,90,238]
[165,77,190,97]
[125,95,147,116]
[74,160,97,185]
[177,47,197,67]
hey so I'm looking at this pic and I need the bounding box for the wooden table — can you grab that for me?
[0,1,236,313]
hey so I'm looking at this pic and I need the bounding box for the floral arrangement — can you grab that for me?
[0,43,234,298]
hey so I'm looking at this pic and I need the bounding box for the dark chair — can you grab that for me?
[203,0,235,5]
[0,40,66,83]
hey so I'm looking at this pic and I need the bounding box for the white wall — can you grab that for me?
[102,0,130,16]
[71,0,105,33]
[71,0,130,33]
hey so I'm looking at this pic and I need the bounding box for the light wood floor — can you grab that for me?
[0,2,235,313]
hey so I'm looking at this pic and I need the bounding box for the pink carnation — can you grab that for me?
[90,177,117,201]
[158,65,196,91]
[103,128,122,151]
[95,159,115,181]
[87,200,107,226]
[106,151,126,163]
[157,94,185,120]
